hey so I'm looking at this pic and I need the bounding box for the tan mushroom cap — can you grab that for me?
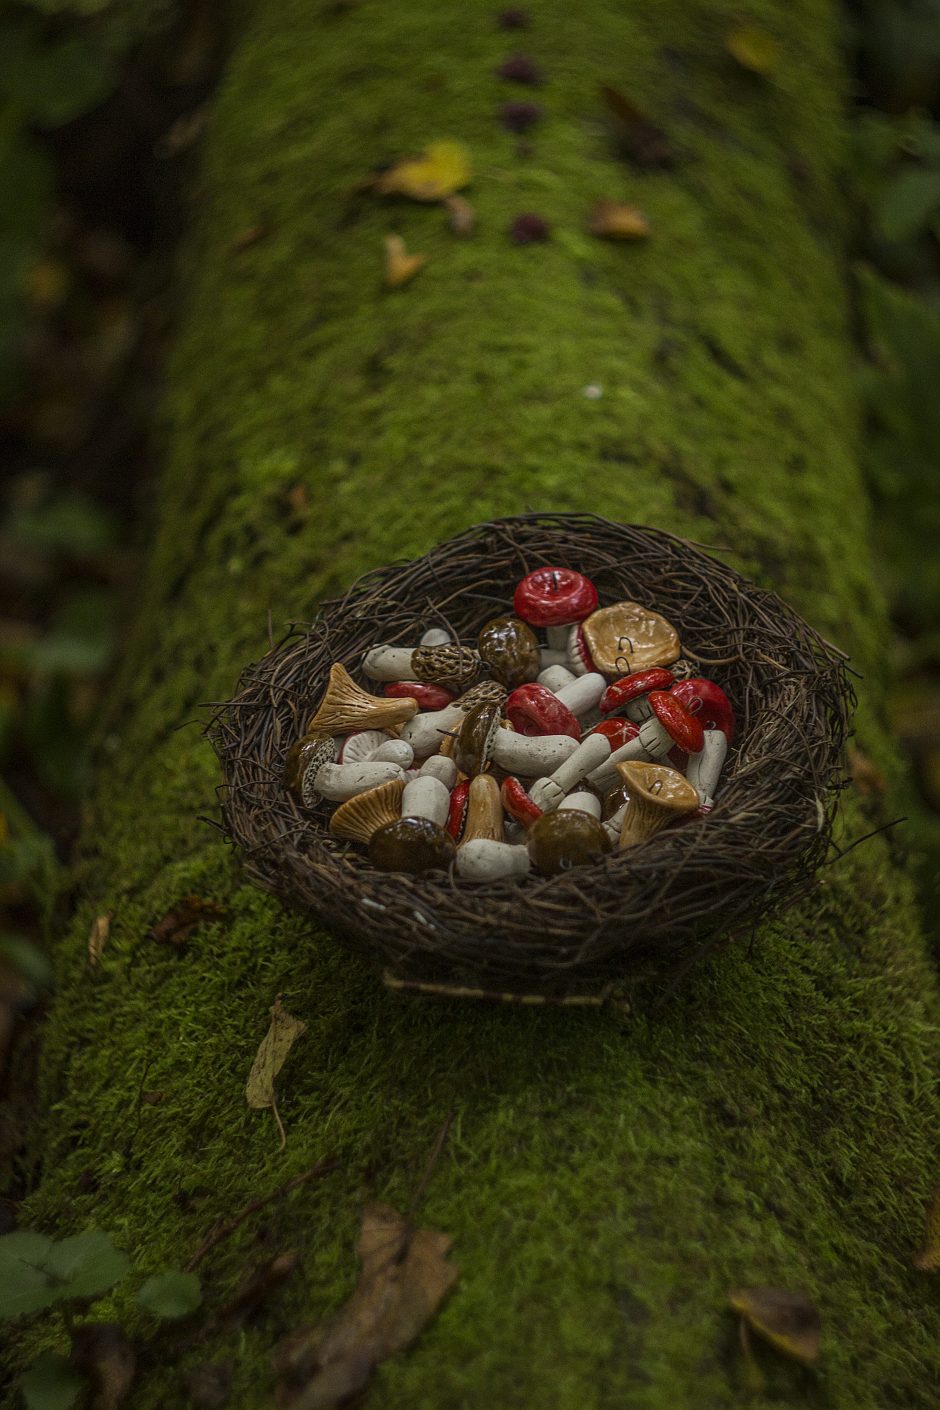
[580,602,681,677]
[329,777,406,844]
[460,773,504,845]
[306,663,418,736]
[615,761,699,848]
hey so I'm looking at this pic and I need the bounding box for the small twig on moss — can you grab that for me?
[185,1154,339,1271]
[406,1111,454,1224]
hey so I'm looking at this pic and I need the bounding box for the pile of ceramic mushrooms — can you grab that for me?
[285,567,735,881]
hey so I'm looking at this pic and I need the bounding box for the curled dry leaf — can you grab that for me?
[88,912,112,968]
[384,235,426,289]
[149,896,226,947]
[272,1202,458,1409]
[726,24,780,75]
[444,194,476,236]
[600,84,674,169]
[912,1185,940,1271]
[728,1287,821,1366]
[375,140,471,202]
[587,199,650,241]
[246,996,307,1148]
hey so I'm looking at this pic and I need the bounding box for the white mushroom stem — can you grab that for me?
[313,761,405,802]
[558,790,602,819]
[529,734,612,811]
[545,624,571,651]
[490,730,580,777]
[603,802,628,843]
[686,728,728,810]
[401,776,451,827]
[456,839,531,882]
[371,739,414,768]
[361,646,419,681]
[419,755,458,788]
[420,627,452,647]
[587,715,679,787]
[400,705,464,758]
[539,627,588,676]
[553,672,606,718]
[538,665,576,691]
[539,647,570,671]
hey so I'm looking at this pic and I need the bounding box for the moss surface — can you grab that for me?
[10,0,940,1406]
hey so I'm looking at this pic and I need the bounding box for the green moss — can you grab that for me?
[9,0,940,1406]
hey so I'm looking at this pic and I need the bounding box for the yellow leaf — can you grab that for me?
[913,1185,940,1271]
[727,24,780,75]
[87,913,112,969]
[246,996,307,1147]
[376,141,472,202]
[384,235,426,289]
[587,199,650,241]
[728,1287,821,1365]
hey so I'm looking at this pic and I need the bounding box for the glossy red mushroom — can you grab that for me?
[586,717,640,750]
[505,682,581,740]
[500,775,543,828]
[587,691,704,788]
[445,778,471,841]
[600,668,676,722]
[669,678,735,742]
[385,680,455,711]
[513,566,598,651]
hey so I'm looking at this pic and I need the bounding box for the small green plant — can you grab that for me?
[0,1228,201,1409]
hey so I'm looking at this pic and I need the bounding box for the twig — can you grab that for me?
[407,1111,454,1223]
[185,1154,340,1271]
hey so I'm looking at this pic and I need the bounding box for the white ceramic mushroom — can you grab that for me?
[686,728,728,812]
[529,733,612,811]
[456,839,531,882]
[312,761,406,803]
[552,671,606,718]
[419,755,458,788]
[401,775,451,827]
[557,790,602,819]
[420,627,452,647]
[400,704,464,758]
[538,664,576,692]
[490,729,580,777]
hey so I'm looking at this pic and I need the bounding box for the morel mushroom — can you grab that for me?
[362,643,480,691]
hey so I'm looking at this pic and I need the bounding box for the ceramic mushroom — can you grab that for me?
[527,808,612,876]
[686,728,728,812]
[401,775,451,827]
[477,615,541,688]
[491,729,580,777]
[329,777,406,842]
[454,701,502,776]
[460,774,504,844]
[588,691,704,788]
[551,672,607,720]
[600,668,676,723]
[456,839,531,881]
[312,760,407,803]
[513,566,598,652]
[362,643,480,691]
[529,732,612,812]
[284,732,339,808]
[505,682,581,740]
[369,815,456,873]
[557,790,602,819]
[385,680,455,711]
[445,778,471,840]
[615,761,699,847]
[500,775,543,828]
[306,663,418,735]
[572,602,681,678]
[669,678,735,741]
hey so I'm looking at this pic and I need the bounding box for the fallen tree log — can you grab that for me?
[19,1,940,1406]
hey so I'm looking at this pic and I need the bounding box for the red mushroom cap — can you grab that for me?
[501,776,543,828]
[587,717,640,750]
[512,567,598,628]
[600,668,676,715]
[505,683,581,740]
[648,691,704,755]
[670,678,735,741]
[385,680,455,711]
[445,778,471,841]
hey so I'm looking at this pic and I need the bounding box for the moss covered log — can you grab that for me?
[15,0,940,1405]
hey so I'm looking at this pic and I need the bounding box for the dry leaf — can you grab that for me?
[272,1202,458,1409]
[727,25,780,75]
[444,194,476,236]
[246,997,307,1148]
[384,235,426,289]
[149,896,226,947]
[729,1287,821,1366]
[375,141,471,202]
[848,747,886,799]
[600,84,674,169]
[184,1361,232,1409]
[912,1185,940,1271]
[70,1322,136,1410]
[88,913,112,969]
[587,199,650,240]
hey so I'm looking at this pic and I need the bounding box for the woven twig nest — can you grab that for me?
[208,515,853,999]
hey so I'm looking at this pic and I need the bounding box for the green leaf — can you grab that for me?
[0,1232,57,1318]
[137,1270,202,1320]
[0,934,53,993]
[43,1230,130,1301]
[5,494,118,558]
[0,19,114,127]
[875,167,940,242]
[21,1351,85,1410]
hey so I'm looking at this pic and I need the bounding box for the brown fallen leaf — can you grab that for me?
[912,1185,940,1271]
[231,223,271,253]
[184,1360,233,1409]
[847,747,886,799]
[88,912,112,969]
[600,84,674,169]
[444,194,476,236]
[727,24,780,76]
[728,1287,821,1366]
[587,199,650,241]
[246,996,307,1148]
[148,896,226,947]
[384,235,426,289]
[272,1203,458,1409]
[70,1322,136,1410]
[375,141,471,202]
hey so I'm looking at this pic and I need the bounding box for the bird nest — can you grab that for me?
[208,514,854,1001]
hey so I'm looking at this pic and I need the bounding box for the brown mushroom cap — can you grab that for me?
[306,663,417,735]
[527,809,612,876]
[460,773,504,845]
[580,602,681,676]
[368,816,456,873]
[412,644,481,691]
[615,761,700,847]
[477,615,541,689]
[330,777,406,843]
[284,732,337,806]
[454,701,502,776]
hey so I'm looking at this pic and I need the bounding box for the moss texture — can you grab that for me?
[10,0,940,1405]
